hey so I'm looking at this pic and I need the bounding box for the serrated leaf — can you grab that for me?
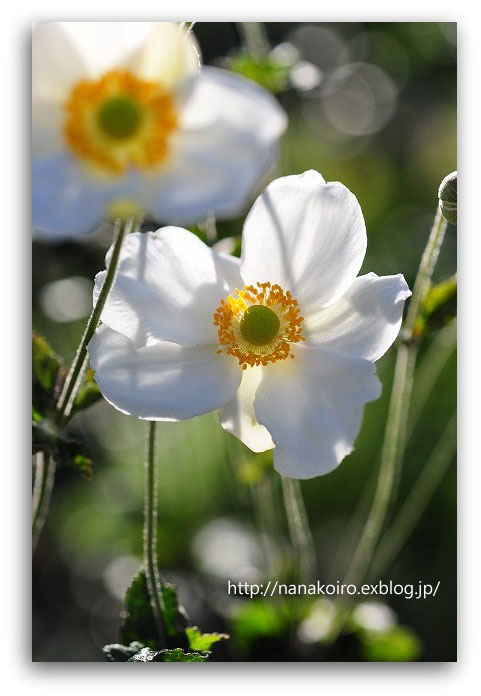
[186,626,229,652]
[120,570,188,650]
[128,647,208,662]
[103,641,144,662]
[162,582,189,642]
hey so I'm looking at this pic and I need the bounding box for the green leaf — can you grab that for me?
[361,626,422,662]
[56,437,94,480]
[32,333,63,393]
[157,648,209,662]
[162,582,189,642]
[120,570,188,650]
[423,276,457,317]
[233,599,289,642]
[103,641,144,662]
[128,647,208,662]
[72,368,102,413]
[186,626,229,653]
[228,53,289,92]
[32,333,65,418]
[413,276,457,338]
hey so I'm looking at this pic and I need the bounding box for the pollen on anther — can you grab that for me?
[213,281,305,370]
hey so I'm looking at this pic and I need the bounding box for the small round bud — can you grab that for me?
[438,171,457,224]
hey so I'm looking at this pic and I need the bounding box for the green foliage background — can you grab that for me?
[32,22,456,661]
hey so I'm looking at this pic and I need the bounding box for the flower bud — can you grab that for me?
[438,171,457,224]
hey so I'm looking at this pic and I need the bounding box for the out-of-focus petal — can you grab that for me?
[144,67,287,224]
[32,152,132,239]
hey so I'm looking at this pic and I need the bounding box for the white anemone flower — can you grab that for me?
[88,171,411,479]
[32,22,287,239]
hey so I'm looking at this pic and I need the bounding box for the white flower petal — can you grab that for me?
[33,22,154,97]
[219,366,274,452]
[32,100,64,157]
[95,228,242,347]
[304,273,411,361]
[32,153,129,238]
[240,171,367,313]
[254,344,381,479]
[32,22,89,102]
[88,325,242,420]
[133,23,200,87]
[145,67,287,224]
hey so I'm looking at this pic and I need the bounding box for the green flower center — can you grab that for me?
[240,305,280,346]
[97,96,142,139]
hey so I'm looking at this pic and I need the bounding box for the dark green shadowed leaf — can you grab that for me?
[128,647,208,662]
[186,626,229,652]
[56,438,94,480]
[32,332,65,418]
[120,570,188,650]
[103,641,145,662]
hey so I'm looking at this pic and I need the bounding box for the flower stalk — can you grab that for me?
[344,204,448,587]
[32,218,132,554]
[32,452,56,551]
[370,411,456,580]
[143,421,168,646]
[281,477,315,583]
[55,217,133,424]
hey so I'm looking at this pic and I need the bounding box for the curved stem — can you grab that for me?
[55,218,132,424]
[32,218,132,554]
[143,421,168,646]
[403,205,448,340]
[370,412,456,579]
[344,343,415,586]
[343,204,448,588]
[239,22,270,60]
[32,452,56,551]
[281,477,315,582]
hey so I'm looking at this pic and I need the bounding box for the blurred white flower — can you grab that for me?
[32,22,287,239]
[88,170,410,479]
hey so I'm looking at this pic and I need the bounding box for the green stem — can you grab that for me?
[32,218,132,554]
[344,343,415,586]
[251,473,281,578]
[281,477,315,582]
[403,205,448,340]
[143,421,168,646]
[55,217,132,423]
[343,204,448,588]
[370,412,456,580]
[407,320,456,438]
[32,451,56,551]
[239,22,270,60]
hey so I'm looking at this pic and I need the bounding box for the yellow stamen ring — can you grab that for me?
[214,282,305,369]
[64,70,178,176]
